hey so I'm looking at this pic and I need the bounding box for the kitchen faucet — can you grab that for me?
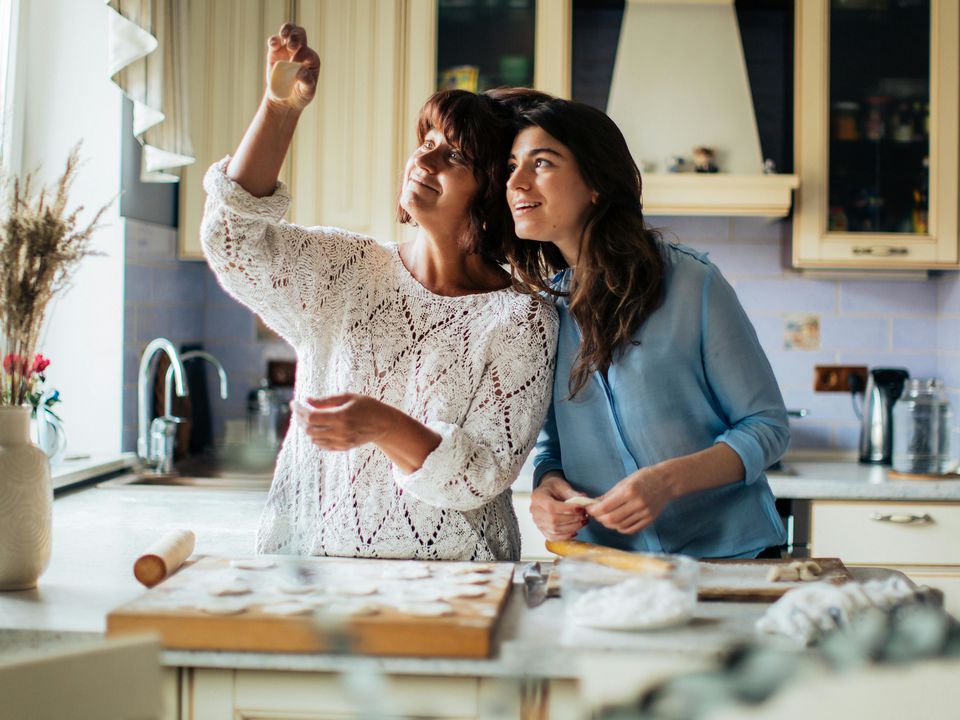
[163,350,229,418]
[137,337,188,473]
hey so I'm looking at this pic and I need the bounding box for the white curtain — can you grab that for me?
[106,0,194,182]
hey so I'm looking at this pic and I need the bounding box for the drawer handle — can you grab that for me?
[852,246,909,256]
[871,512,933,525]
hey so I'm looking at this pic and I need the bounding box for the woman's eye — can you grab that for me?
[449,150,465,163]
[535,158,551,168]
[506,163,517,174]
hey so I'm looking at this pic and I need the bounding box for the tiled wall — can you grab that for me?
[123,214,958,458]
[658,216,957,455]
[121,218,294,452]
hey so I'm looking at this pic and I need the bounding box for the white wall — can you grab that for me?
[18,0,124,455]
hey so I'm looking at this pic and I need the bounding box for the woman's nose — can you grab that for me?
[507,165,529,190]
[415,148,439,173]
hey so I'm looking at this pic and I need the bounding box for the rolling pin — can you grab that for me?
[133,529,196,588]
[545,539,674,574]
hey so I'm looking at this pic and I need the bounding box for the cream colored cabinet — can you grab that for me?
[186,668,581,719]
[179,0,410,259]
[809,499,960,616]
[793,0,960,269]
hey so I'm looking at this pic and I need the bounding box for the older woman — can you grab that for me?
[201,24,557,560]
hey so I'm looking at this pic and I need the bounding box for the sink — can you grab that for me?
[97,456,273,491]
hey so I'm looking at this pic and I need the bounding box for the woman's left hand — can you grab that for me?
[293,394,394,451]
[587,466,675,535]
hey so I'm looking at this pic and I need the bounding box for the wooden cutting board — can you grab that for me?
[107,556,514,658]
[697,557,853,602]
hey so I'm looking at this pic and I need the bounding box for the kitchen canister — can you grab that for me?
[0,405,53,589]
[892,378,945,475]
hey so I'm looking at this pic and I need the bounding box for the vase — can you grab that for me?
[0,405,53,590]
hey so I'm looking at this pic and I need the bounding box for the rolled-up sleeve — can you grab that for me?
[701,265,789,484]
[394,298,558,510]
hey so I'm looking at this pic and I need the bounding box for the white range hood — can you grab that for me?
[607,0,798,217]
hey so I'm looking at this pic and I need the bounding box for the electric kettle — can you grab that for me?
[859,367,909,464]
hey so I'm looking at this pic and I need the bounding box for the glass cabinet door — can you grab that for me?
[794,0,958,268]
[827,0,929,235]
[436,0,536,92]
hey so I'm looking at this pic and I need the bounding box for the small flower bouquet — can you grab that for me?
[0,144,111,410]
[2,353,61,420]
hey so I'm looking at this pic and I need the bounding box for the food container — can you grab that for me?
[556,553,698,631]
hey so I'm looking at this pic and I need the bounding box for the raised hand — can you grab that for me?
[265,23,321,112]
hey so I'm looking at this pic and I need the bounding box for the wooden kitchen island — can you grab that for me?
[0,480,954,719]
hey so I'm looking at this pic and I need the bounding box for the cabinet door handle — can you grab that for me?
[852,246,909,256]
[871,512,933,524]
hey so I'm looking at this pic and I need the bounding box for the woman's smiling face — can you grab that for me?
[399,127,479,229]
[506,125,597,261]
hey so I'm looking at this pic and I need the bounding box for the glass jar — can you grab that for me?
[939,395,954,473]
[892,378,944,474]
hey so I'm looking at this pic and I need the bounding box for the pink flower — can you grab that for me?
[31,354,50,375]
[3,353,21,374]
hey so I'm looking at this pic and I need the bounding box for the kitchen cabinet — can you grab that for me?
[809,499,960,615]
[792,0,960,269]
[184,668,580,720]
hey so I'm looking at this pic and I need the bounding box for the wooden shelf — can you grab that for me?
[642,173,799,217]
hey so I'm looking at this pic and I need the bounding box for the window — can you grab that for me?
[0,0,22,174]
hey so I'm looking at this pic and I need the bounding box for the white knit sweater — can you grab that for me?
[201,158,558,561]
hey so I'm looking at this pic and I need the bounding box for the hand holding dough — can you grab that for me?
[564,496,597,508]
[268,60,304,100]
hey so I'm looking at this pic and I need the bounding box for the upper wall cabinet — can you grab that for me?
[793,0,959,269]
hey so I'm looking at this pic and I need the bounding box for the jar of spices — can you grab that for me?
[832,101,859,141]
[863,96,890,141]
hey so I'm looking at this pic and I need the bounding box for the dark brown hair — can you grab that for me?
[494,92,666,398]
[397,89,512,264]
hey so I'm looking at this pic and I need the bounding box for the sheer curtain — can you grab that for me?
[106,0,194,182]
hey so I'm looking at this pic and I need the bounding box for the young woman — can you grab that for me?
[201,24,557,560]
[499,94,789,559]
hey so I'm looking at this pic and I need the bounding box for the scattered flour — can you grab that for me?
[567,578,695,630]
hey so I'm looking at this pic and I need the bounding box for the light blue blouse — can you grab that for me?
[533,242,789,558]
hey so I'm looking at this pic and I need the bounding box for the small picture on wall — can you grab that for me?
[783,313,820,351]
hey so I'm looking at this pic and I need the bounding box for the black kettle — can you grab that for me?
[859,367,909,464]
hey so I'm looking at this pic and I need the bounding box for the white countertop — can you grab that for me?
[767,461,960,501]
[0,483,817,677]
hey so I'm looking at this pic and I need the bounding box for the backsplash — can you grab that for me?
[122,215,959,458]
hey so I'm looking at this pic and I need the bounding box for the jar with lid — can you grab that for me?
[892,378,943,474]
[939,395,954,473]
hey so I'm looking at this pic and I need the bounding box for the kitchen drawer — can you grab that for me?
[810,500,960,566]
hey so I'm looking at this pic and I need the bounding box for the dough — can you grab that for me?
[395,601,453,617]
[441,585,486,599]
[206,580,251,597]
[199,600,250,615]
[453,573,492,585]
[339,583,378,596]
[382,565,432,580]
[448,565,493,576]
[324,602,379,617]
[564,496,597,507]
[276,582,315,595]
[269,60,303,99]
[230,558,277,570]
[262,602,314,616]
[767,560,823,583]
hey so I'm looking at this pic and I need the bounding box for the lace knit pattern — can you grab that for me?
[201,158,558,561]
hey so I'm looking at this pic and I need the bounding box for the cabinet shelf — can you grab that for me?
[642,173,799,218]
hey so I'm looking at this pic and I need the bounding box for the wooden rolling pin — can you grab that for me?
[133,529,196,588]
[545,539,674,574]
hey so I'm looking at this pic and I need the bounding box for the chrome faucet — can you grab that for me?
[163,350,229,418]
[137,338,189,472]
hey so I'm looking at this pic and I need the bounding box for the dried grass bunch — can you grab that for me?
[0,144,112,406]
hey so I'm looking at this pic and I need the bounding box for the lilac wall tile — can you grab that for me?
[834,424,861,450]
[204,302,255,342]
[820,316,888,351]
[837,352,938,378]
[736,279,837,313]
[766,350,837,390]
[730,217,788,243]
[780,392,860,424]
[742,314,784,352]
[938,272,960,313]
[651,216,730,243]
[937,318,960,352]
[893,317,938,350]
[787,423,834,450]
[699,243,784,277]
[124,265,154,302]
[840,279,937,315]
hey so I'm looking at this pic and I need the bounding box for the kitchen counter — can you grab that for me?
[1,484,800,679]
[767,461,960,501]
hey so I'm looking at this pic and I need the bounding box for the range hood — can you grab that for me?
[607,0,798,217]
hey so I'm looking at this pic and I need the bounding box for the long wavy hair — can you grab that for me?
[495,94,666,398]
[397,90,513,264]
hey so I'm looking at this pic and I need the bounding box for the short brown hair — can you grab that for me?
[397,90,512,264]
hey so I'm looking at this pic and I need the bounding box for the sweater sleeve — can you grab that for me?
[702,264,790,484]
[393,296,559,511]
[200,157,379,345]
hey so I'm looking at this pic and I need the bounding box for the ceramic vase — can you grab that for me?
[0,405,53,590]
